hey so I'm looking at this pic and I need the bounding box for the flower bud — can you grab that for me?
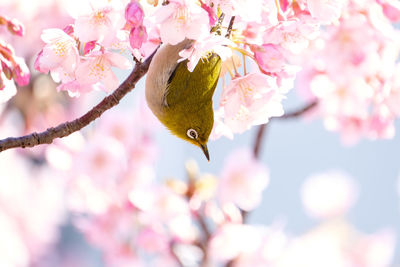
[129,25,147,49]
[125,1,145,26]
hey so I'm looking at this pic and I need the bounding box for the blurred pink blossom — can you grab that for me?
[307,0,344,24]
[301,170,359,219]
[218,148,269,211]
[0,152,66,266]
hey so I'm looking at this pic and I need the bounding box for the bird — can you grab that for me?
[145,39,221,161]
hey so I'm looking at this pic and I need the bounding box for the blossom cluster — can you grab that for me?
[34,0,133,96]
[0,16,29,103]
[3,0,400,143]
[31,0,348,137]
[297,0,400,144]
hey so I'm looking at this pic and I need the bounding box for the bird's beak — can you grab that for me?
[200,143,210,161]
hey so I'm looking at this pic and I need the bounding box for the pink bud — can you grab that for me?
[83,40,96,55]
[125,1,145,26]
[7,18,24,36]
[201,2,217,26]
[129,25,147,49]
[1,60,13,80]
[0,75,4,90]
[63,24,75,35]
[13,58,30,86]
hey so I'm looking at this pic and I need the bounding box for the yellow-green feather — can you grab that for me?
[159,53,221,146]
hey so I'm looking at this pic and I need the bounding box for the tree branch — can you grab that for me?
[0,52,156,153]
[278,100,318,120]
[252,100,318,158]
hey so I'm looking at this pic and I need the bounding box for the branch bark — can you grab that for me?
[252,100,318,159]
[0,52,156,153]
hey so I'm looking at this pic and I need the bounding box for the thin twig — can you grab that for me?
[279,100,318,120]
[225,16,235,38]
[253,123,268,159]
[0,50,157,152]
[170,241,185,267]
[252,100,317,159]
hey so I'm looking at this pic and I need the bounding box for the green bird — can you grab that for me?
[145,39,221,161]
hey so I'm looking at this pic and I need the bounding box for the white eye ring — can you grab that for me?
[187,129,198,139]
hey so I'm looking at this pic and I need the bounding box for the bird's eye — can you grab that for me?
[187,128,198,139]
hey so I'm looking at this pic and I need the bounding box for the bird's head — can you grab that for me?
[161,103,214,161]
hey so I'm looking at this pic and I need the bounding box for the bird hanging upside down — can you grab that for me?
[145,39,221,161]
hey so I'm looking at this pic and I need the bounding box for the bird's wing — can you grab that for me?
[164,53,221,108]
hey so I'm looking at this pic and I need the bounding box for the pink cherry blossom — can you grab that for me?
[36,28,79,74]
[155,0,210,45]
[296,0,400,143]
[219,73,284,134]
[307,0,344,24]
[253,44,286,73]
[75,50,132,92]
[275,221,396,267]
[0,152,66,266]
[178,33,233,72]
[74,1,125,46]
[218,148,269,211]
[263,17,320,54]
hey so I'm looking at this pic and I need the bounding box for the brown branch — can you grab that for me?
[0,51,156,153]
[225,16,235,38]
[252,100,317,159]
[170,241,185,267]
[253,123,269,159]
[279,100,318,120]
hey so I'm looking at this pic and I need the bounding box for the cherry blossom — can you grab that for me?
[296,0,400,143]
[75,50,132,92]
[178,33,233,72]
[307,0,344,24]
[0,151,66,266]
[155,0,210,45]
[217,73,284,135]
[218,148,269,211]
[36,28,79,74]
[73,0,126,46]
